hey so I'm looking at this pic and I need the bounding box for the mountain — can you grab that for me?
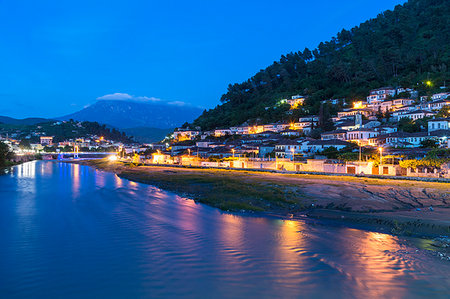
[193,0,450,130]
[0,116,53,125]
[59,100,203,139]
[121,127,173,143]
[59,100,203,143]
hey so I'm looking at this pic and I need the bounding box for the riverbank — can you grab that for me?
[0,155,42,173]
[74,159,450,238]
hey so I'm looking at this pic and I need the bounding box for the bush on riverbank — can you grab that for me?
[0,141,14,167]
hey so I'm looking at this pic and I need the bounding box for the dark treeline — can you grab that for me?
[193,0,450,130]
[0,141,14,167]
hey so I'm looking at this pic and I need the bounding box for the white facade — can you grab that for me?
[366,87,396,103]
[397,110,436,121]
[428,118,450,132]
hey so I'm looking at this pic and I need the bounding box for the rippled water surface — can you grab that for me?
[0,161,449,298]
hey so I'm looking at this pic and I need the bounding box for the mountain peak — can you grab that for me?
[58,100,203,129]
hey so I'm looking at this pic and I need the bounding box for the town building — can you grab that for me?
[173,128,200,141]
[366,87,396,103]
[428,118,450,132]
[40,136,53,146]
[397,110,436,121]
[320,129,347,141]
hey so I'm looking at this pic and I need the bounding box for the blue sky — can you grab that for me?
[0,0,405,118]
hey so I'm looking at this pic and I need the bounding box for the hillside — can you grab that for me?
[0,116,53,125]
[122,127,172,143]
[59,100,203,129]
[0,120,132,144]
[193,0,450,130]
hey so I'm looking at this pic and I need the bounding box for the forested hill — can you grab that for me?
[193,0,450,130]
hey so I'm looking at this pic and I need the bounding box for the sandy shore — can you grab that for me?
[74,159,450,237]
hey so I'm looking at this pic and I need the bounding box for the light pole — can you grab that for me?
[232,148,235,158]
[291,148,295,161]
[358,141,362,162]
[187,148,191,156]
[378,147,383,165]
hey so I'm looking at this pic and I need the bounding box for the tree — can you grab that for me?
[320,146,339,159]
[19,139,31,150]
[376,107,384,121]
[420,139,439,148]
[0,141,14,166]
[436,106,450,118]
[191,0,450,131]
[398,118,421,133]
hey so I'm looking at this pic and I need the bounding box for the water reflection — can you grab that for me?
[16,161,36,178]
[348,231,409,298]
[114,174,122,188]
[71,163,80,198]
[0,161,449,298]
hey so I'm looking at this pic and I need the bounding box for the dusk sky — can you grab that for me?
[0,0,405,119]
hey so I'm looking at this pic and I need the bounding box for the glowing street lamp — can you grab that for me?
[232,148,235,158]
[187,148,191,156]
[425,80,432,87]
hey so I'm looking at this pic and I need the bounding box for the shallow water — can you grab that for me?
[0,161,449,298]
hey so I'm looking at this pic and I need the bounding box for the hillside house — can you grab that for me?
[428,118,450,133]
[397,110,436,121]
[366,87,396,103]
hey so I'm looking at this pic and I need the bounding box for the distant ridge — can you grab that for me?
[0,116,53,125]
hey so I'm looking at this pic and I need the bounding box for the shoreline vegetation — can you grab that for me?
[74,158,450,239]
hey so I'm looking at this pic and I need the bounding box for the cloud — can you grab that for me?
[97,93,162,103]
[96,93,196,108]
[168,101,187,106]
[134,96,161,102]
[97,93,133,101]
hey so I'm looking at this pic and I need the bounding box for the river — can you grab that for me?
[0,161,449,298]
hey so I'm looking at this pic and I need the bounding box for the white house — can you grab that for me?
[214,129,232,137]
[428,118,450,132]
[377,132,428,148]
[321,129,347,141]
[275,140,304,158]
[366,87,396,103]
[346,129,380,145]
[173,129,200,141]
[397,110,436,121]
[427,99,450,111]
[431,92,449,101]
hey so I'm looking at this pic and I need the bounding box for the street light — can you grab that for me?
[358,141,362,162]
[232,148,235,158]
[187,148,191,156]
[291,148,295,161]
[378,147,383,165]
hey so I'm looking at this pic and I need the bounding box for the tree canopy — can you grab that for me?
[193,0,450,130]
